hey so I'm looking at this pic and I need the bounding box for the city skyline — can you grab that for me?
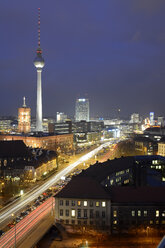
[1,1,165,118]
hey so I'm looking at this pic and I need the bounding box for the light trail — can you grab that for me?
[0,140,116,226]
[0,197,54,248]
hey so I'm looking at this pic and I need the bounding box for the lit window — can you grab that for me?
[102,202,106,207]
[144,211,147,217]
[113,210,117,217]
[77,201,81,206]
[131,210,135,217]
[150,220,153,224]
[71,210,75,217]
[84,201,87,206]
[138,210,141,217]
[110,179,113,185]
[113,220,117,224]
[96,201,100,207]
[156,210,159,217]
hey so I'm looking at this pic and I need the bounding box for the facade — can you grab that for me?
[54,156,165,233]
[0,140,57,181]
[0,118,12,133]
[134,136,158,155]
[55,177,111,229]
[130,113,140,123]
[18,97,31,133]
[75,99,89,122]
[150,112,155,126]
[158,138,165,157]
[157,117,164,127]
[0,133,73,153]
[56,112,67,123]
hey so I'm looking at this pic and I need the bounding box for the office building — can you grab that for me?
[130,113,140,123]
[55,156,165,233]
[75,98,89,121]
[150,112,155,126]
[56,112,67,123]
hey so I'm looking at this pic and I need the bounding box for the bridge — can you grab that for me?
[0,197,55,248]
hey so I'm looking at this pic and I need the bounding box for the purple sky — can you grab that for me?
[0,0,165,119]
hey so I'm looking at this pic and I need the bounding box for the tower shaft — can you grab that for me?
[36,69,43,131]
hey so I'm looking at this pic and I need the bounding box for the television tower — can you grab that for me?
[33,8,45,132]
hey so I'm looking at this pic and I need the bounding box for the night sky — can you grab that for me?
[1,0,165,119]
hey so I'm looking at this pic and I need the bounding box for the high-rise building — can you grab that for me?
[130,113,140,123]
[75,98,89,121]
[33,8,45,132]
[157,116,164,127]
[18,97,31,133]
[150,112,155,126]
[56,112,67,123]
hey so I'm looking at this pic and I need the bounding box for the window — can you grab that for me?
[78,220,81,225]
[71,210,75,217]
[84,201,87,207]
[113,210,117,217]
[77,201,81,206]
[84,220,87,225]
[90,221,93,225]
[77,209,81,218]
[96,211,99,218]
[90,209,93,218]
[150,220,153,224]
[71,200,75,206]
[66,220,69,224]
[102,211,105,218]
[66,200,69,206]
[102,202,106,207]
[131,210,135,217]
[65,210,69,217]
[60,209,63,216]
[144,211,147,217]
[156,210,159,217]
[113,220,117,224]
[102,221,105,226]
[59,200,63,206]
[72,220,75,224]
[96,201,100,207]
[138,210,141,217]
[90,201,93,207]
[84,209,87,218]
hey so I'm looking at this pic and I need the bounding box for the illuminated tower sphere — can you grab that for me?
[33,8,45,132]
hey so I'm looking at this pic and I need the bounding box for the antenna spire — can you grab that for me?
[23,96,26,107]
[38,8,41,48]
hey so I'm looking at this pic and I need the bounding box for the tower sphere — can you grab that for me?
[34,49,45,69]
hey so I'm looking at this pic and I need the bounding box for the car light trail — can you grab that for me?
[0,197,54,248]
[0,140,117,227]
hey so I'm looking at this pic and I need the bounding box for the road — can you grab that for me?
[0,197,54,248]
[0,140,115,228]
